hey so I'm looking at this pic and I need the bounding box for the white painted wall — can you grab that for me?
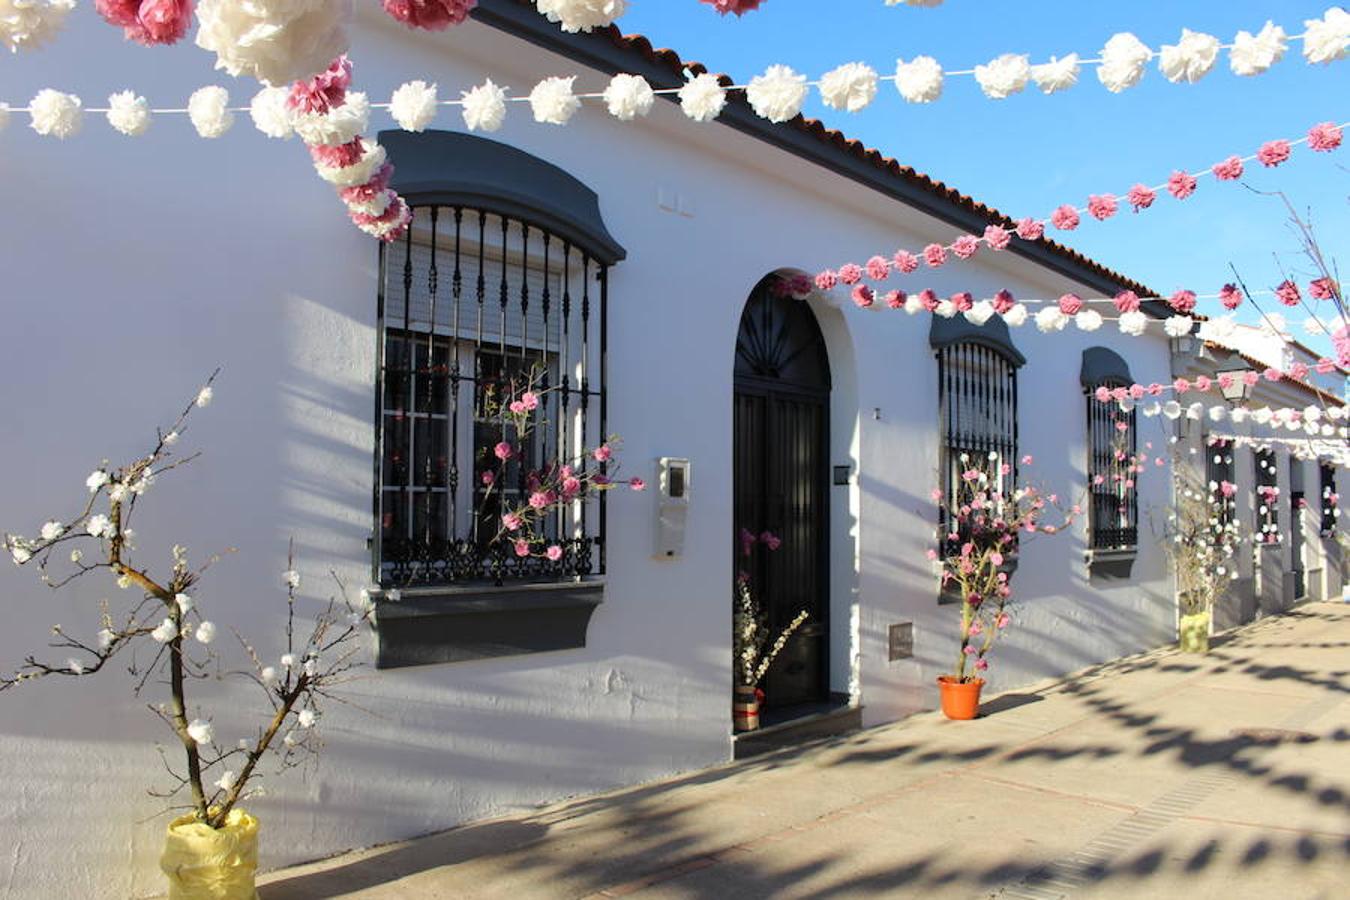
[0,13,1192,897]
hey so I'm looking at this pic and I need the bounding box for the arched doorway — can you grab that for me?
[734,275,831,712]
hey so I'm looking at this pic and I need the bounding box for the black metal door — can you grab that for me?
[734,278,830,709]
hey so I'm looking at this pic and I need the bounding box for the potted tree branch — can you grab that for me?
[732,529,808,731]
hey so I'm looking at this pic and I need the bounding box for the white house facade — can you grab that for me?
[0,4,1340,897]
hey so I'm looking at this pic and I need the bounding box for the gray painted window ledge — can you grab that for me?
[371,580,604,669]
[1086,547,1137,579]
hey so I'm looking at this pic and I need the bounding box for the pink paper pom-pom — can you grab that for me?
[1218,283,1244,310]
[340,163,395,206]
[1257,139,1291,168]
[1058,293,1083,315]
[1050,205,1080,231]
[838,263,863,285]
[1113,290,1141,313]
[951,235,980,260]
[1262,367,1282,382]
[1086,194,1118,221]
[1193,375,1212,392]
[289,56,353,115]
[700,0,765,15]
[1316,358,1337,374]
[1167,171,1197,200]
[310,138,365,168]
[1129,384,1145,400]
[1015,218,1044,241]
[1288,361,1310,381]
[382,0,477,31]
[1308,122,1343,152]
[923,244,948,268]
[1173,378,1191,395]
[1275,280,1301,306]
[1217,373,1234,391]
[865,256,890,281]
[1168,289,1197,313]
[814,270,838,291]
[1094,386,1111,403]
[919,289,940,312]
[852,285,875,308]
[1309,277,1337,300]
[97,0,193,46]
[983,224,1012,250]
[951,291,974,312]
[892,250,919,274]
[992,289,1016,314]
[884,290,906,309]
[1211,156,1244,181]
[1127,184,1156,211]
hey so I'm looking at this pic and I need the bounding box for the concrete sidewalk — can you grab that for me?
[259,603,1350,899]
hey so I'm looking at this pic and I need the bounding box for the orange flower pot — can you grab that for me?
[937,676,985,720]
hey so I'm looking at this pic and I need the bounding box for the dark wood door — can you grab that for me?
[733,279,830,709]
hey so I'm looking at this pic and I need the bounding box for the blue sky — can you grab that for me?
[620,0,1348,354]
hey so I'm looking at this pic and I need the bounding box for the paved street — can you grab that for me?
[260,603,1350,899]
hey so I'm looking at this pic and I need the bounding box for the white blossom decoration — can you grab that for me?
[291,91,369,146]
[934,298,958,319]
[534,0,626,34]
[963,300,996,326]
[678,72,726,123]
[1098,32,1153,93]
[188,86,234,139]
[1159,29,1221,83]
[1002,304,1029,328]
[1075,309,1104,332]
[390,80,438,132]
[895,56,944,103]
[0,0,75,54]
[195,621,216,644]
[186,718,213,745]
[746,64,808,123]
[974,53,1030,99]
[194,0,353,87]
[1031,54,1080,94]
[461,79,507,132]
[602,73,655,121]
[1164,315,1195,337]
[1303,7,1350,64]
[529,76,581,125]
[106,90,151,137]
[1118,310,1148,336]
[249,87,293,139]
[1230,22,1288,76]
[819,62,878,112]
[28,89,82,139]
[1035,307,1069,333]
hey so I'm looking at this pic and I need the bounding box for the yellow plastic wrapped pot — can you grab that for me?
[159,809,260,900]
[1179,610,1211,653]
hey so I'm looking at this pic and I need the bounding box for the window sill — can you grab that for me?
[371,579,604,668]
[1086,547,1136,580]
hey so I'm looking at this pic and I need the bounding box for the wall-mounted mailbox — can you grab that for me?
[654,457,690,559]
[888,622,914,661]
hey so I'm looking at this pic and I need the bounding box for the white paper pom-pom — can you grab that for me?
[903,292,925,315]
[1230,22,1288,76]
[105,90,151,136]
[1159,29,1220,83]
[974,53,1030,99]
[188,86,233,138]
[250,87,293,139]
[678,72,727,123]
[346,188,395,219]
[194,0,352,87]
[1209,405,1228,423]
[1303,7,1350,64]
[1035,307,1069,332]
[461,80,507,132]
[819,62,878,112]
[1118,310,1148,336]
[602,73,654,121]
[529,76,581,125]
[1097,32,1152,93]
[934,298,958,319]
[964,300,996,326]
[390,80,438,132]
[1201,315,1237,340]
[292,92,369,146]
[746,64,808,123]
[313,137,386,187]
[1031,54,1080,94]
[29,89,82,138]
[895,56,943,103]
[534,0,626,34]
[1304,316,1329,336]
[1163,315,1195,337]
[1162,401,1183,420]
[1002,303,1029,327]
[1075,309,1104,332]
[0,0,75,53]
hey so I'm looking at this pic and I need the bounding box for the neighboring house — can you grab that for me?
[0,2,1334,895]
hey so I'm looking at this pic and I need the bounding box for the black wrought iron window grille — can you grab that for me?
[1320,463,1338,534]
[1254,448,1280,545]
[1206,438,1237,528]
[937,342,1019,555]
[375,206,608,587]
[1086,383,1138,551]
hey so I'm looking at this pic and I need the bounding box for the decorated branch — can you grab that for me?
[1,376,372,831]
[733,529,808,690]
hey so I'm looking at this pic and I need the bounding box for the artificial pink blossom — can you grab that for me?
[1127,184,1156,211]
[925,548,938,560]
[521,392,539,410]
[963,644,978,656]
[1309,277,1337,300]
[923,243,947,268]
[1113,290,1141,313]
[528,491,550,510]
[852,285,875,308]
[1115,421,1129,433]
[984,224,1012,250]
[1110,386,1128,402]
[814,270,838,291]
[513,539,530,558]
[992,289,1016,314]
[1256,139,1291,167]
[593,445,612,462]
[288,56,353,115]
[700,0,765,15]
[930,488,943,501]
[974,658,989,672]
[951,291,974,312]
[1263,367,1282,382]
[310,138,364,168]
[1167,171,1198,200]
[1218,283,1244,310]
[382,0,477,31]
[1275,279,1301,306]
[545,545,564,561]
[884,290,906,309]
[1211,156,1244,181]
[1087,194,1118,221]
[1168,289,1197,313]
[480,471,495,486]
[1308,122,1343,152]
[1021,455,1033,465]
[630,478,647,491]
[1050,204,1080,231]
[493,441,513,460]
[1058,293,1083,315]
[951,235,980,259]
[865,256,890,281]
[838,263,863,285]
[508,400,526,414]
[561,476,581,496]
[1015,218,1044,241]
[892,250,919,274]
[919,289,940,312]
[502,512,522,531]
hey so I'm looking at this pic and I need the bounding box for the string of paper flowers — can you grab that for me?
[814,119,1345,291]
[1100,391,1348,439]
[1205,432,1350,466]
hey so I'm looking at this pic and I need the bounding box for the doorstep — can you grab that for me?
[732,698,862,760]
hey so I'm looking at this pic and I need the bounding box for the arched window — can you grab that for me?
[1081,347,1137,553]
[374,131,625,590]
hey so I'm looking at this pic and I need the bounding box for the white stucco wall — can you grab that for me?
[0,14,1193,897]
